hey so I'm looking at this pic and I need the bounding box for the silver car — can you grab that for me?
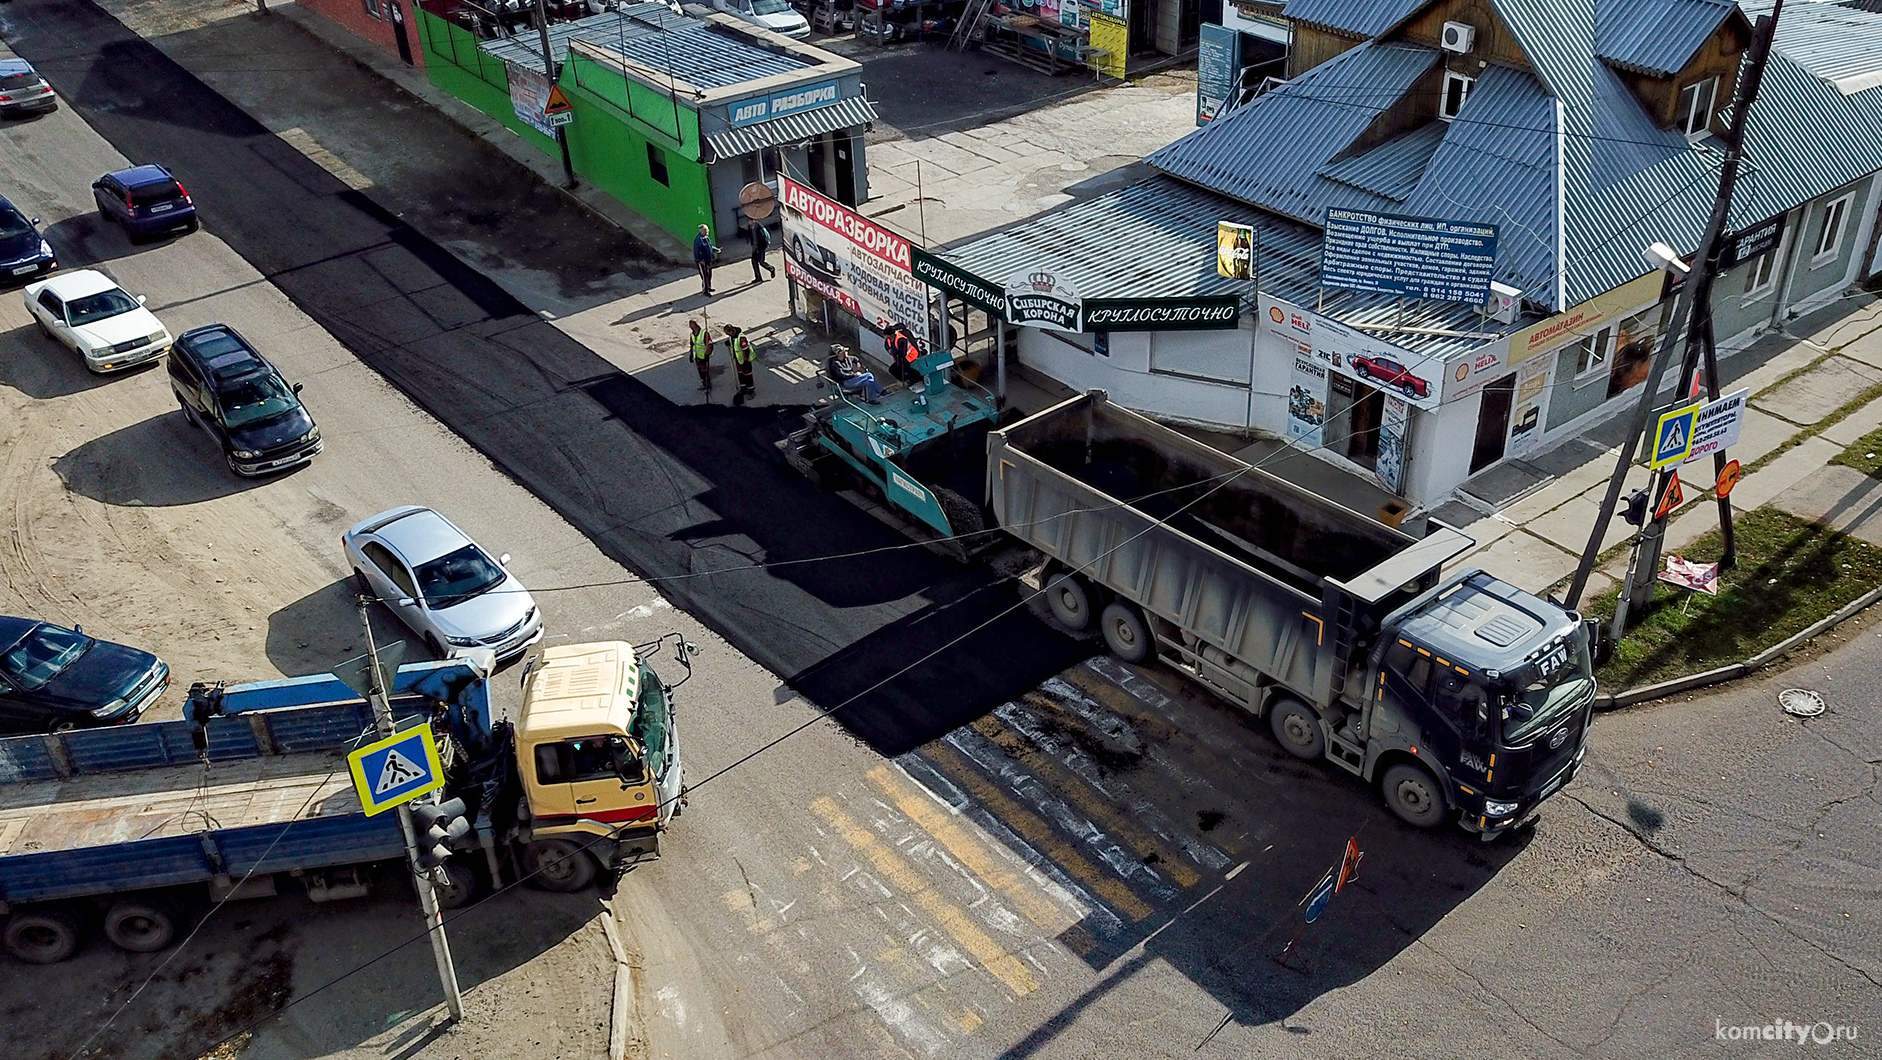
[342,506,543,661]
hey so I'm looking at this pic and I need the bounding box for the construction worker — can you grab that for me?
[726,324,756,404]
[688,319,714,393]
[884,323,921,383]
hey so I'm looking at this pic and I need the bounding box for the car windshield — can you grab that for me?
[65,289,140,326]
[0,623,93,692]
[216,372,299,429]
[632,664,672,780]
[1500,638,1593,744]
[0,211,33,240]
[414,545,506,608]
[752,0,792,13]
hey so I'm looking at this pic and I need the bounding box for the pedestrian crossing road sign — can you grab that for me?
[1651,402,1700,469]
[348,723,446,816]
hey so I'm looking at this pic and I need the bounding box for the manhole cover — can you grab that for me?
[1778,689,1826,718]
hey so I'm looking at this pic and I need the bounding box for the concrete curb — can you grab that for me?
[1593,580,1882,709]
[599,900,637,1060]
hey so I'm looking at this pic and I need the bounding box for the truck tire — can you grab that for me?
[1045,572,1095,631]
[103,898,180,953]
[4,907,83,964]
[1268,698,1325,760]
[1380,762,1449,829]
[433,862,480,909]
[1099,602,1153,663]
[522,839,598,893]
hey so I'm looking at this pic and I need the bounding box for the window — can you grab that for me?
[1677,77,1717,138]
[1573,325,1613,379]
[36,290,63,321]
[1812,194,1852,264]
[364,0,384,19]
[647,143,669,186]
[1743,247,1780,296]
[1439,70,1474,122]
[362,543,417,598]
[534,735,638,785]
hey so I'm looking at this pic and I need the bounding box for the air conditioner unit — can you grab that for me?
[1441,21,1476,54]
[1484,281,1521,324]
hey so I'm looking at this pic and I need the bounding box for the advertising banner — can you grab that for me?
[506,64,559,139]
[1720,215,1786,269]
[1321,209,1499,305]
[1444,336,1511,401]
[1004,268,1082,333]
[1197,23,1238,125]
[1509,270,1662,366]
[1650,388,1749,469]
[1377,395,1409,494]
[1287,352,1327,447]
[1262,296,1444,412]
[1082,296,1241,331]
[1088,12,1127,82]
[911,248,1003,315]
[1217,221,1254,280]
[731,80,841,127]
[1504,352,1551,459]
[781,177,928,332]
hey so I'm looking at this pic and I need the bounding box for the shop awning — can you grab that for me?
[705,97,878,162]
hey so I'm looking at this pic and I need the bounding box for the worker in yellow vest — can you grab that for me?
[725,324,756,405]
[688,319,714,393]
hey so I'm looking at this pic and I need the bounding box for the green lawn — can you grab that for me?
[1592,507,1882,689]
[1827,425,1882,479]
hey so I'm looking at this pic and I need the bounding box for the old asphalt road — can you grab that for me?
[0,0,1086,759]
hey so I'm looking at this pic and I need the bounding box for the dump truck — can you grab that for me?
[0,640,687,964]
[989,392,1596,837]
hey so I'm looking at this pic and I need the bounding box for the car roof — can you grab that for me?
[365,507,473,566]
[178,325,269,381]
[0,59,37,77]
[106,164,175,187]
[38,269,123,300]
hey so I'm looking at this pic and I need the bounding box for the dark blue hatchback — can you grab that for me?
[0,194,56,284]
[92,164,197,242]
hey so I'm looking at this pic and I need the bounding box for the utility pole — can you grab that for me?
[534,0,578,190]
[1565,0,1784,615]
[356,600,465,1022]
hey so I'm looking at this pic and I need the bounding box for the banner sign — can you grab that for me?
[1088,12,1127,82]
[1720,215,1786,269]
[1262,295,1444,412]
[1650,388,1748,469]
[1197,23,1239,125]
[781,177,927,331]
[507,64,559,139]
[1287,352,1327,446]
[1509,271,1662,366]
[908,256,1240,332]
[1321,209,1499,305]
[1004,269,1082,333]
[731,79,841,127]
[1217,221,1254,281]
[1082,296,1240,331]
[911,248,1002,315]
[1377,395,1409,494]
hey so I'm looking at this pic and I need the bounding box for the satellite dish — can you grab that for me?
[739,181,778,222]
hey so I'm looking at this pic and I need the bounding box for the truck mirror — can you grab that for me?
[1585,618,1613,667]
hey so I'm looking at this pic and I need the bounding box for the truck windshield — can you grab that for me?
[633,665,671,780]
[1500,638,1593,744]
[1,623,93,692]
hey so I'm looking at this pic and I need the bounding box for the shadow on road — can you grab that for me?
[50,409,281,506]
[0,321,127,399]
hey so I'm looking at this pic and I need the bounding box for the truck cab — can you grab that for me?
[514,642,683,887]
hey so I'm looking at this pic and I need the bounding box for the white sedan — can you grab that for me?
[23,269,171,373]
[342,506,544,661]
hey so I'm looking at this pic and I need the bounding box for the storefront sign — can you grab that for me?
[1719,214,1786,269]
[1082,296,1241,331]
[731,79,842,127]
[1261,296,1444,412]
[1088,12,1127,82]
[507,64,560,139]
[1287,352,1327,447]
[1504,353,1550,459]
[1509,271,1663,365]
[1217,221,1254,280]
[781,177,928,331]
[1005,269,1082,333]
[1321,209,1500,306]
[1444,336,1511,402]
[911,248,1003,315]
[1197,23,1238,125]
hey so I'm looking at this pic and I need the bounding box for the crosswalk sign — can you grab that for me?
[1651,402,1701,469]
[348,722,446,816]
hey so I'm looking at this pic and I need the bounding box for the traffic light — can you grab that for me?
[410,797,471,871]
[1621,488,1650,527]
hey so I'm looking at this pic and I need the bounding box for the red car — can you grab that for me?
[1352,355,1429,398]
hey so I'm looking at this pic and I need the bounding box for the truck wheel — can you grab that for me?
[522,839,598,892]
[103,898,179,953]
[1380,762,1449,829]
[1045,572,1094,631]
[432,862,480,909]
[4,907,83,964]
[1268,698,1324,760]
[1099,602,1152,663]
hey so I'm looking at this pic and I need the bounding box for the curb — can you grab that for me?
[1593,580,1882,709]
[599,899,639,1060]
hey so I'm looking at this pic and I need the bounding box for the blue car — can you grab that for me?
[0,616,169,735]
[91,164,197,243]
[0,194,56,284]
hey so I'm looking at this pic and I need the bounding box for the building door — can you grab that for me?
[1129,0,1156,54]
[1344,379,1384,470]
[1470,373,1517,473]
[833,134,857,206]
[390,2,414,65]
[808,134,828,196]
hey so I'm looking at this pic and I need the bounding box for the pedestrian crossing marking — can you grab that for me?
[373,749,426,794]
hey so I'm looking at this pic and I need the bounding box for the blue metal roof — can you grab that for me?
[481,7,809,86]
[1760,1,1882,95]
[1281,0,1429,36]
[1596,0,1743,76]
[1319,122,1446,201]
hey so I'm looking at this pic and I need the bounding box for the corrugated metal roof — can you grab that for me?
[939,176,1534,360]
[1762,1,1882,95]
[1318,121,1446,200]
[1596,0,1741,77]
[705,96,876,160]
[481,7,809,86]
[1280,0,1428,36]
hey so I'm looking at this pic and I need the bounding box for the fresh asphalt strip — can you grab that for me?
[2,0,1088,754]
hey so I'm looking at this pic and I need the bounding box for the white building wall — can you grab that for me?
[1018,322,1263,430]
[1408,393,1483,504]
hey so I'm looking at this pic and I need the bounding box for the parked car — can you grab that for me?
[168,323,322,477]
[1350,354,1430,399]
[343,506,544,661]
[92,164,196,242]
[711,0,811,39]
[0,617,169,735]
[23,268,171,373]
[0,194,56,283]
[0,58,57,118]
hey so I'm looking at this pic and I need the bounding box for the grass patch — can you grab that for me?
[1827,424,1882,480]
[1590,507,1882,689]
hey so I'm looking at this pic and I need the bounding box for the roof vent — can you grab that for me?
[1473,614,1528,648]
[1441,21,1476,54]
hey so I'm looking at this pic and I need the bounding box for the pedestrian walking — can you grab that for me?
[693,224,719,296]
[726,324,756,404]
[688,319,714,394]
[749,223,777,284]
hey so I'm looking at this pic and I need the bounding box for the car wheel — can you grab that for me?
[34,314,52,339]
[47,718,78,735]
[521,839,598,892]
[425,632,446,659]
[1268,698,1325,760]
[3,907,83,964]
[1099,601,1153,663]
[352,568,374,598]
[1400,382,1419,398]
[1380,762,1450,829]
[431,861,481,909]
[103,898,180,953]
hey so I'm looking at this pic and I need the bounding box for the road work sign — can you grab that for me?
[1651,389,1748,468]
[348,723,446,816]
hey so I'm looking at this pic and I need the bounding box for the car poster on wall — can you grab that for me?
[1260,295,1445,412]
[780,177,928,333]
[1286,348,1327,447]
[1377,395,1409,494]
